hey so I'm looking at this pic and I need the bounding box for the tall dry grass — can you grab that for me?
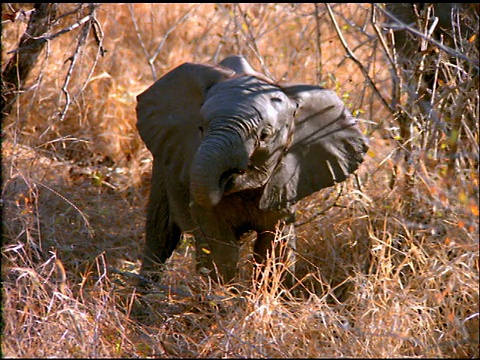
[2,3,478,358]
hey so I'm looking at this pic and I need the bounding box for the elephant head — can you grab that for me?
[137,55,369,211]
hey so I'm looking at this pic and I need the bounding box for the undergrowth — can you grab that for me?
[2,3,478,358]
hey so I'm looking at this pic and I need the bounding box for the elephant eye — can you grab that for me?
[260,127,273,141]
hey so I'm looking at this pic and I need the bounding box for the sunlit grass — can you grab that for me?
[2,3,478,358]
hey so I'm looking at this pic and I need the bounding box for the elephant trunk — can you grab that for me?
[190,133,249,208]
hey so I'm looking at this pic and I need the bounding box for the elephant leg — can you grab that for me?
[194,230,240,284]
[140,161,182,280]
[253,222,296,288]
[190,205,240,284]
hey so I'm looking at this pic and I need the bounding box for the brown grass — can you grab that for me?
[2,3,478,358]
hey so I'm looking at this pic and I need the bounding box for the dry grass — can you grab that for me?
[2,3,478,358]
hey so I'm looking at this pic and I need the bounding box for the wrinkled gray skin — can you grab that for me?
[136,55,369,285]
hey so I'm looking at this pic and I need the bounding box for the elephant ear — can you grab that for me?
[260,85,369,210]
[136,63,234,157]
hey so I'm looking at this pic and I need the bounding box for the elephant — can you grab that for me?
[136,55,369,286]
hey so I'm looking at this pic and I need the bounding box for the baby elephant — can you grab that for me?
[136,55,369,285]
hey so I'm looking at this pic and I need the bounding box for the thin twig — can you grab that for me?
[370,4,400,110]
[107,267,236,303]
[212,6,234,61]
[375,4,479,70]
[325,3,393,119]
[129,4,198,81]
[235,4,274,80]
[91,15,106,56]
[51,4,84,26]
[52,4,100,127]
[6,14,94,55]
[12,175,95,238]
[314,3,323,84]
[150,5,198,67]
[295,185,345,227]
[2,4,58,118]
[25,38,51,130]
[76,14,105,96]
[56,18,91,123]
[128,4,155,80]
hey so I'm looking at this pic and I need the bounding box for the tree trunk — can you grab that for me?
[2,4,57,118]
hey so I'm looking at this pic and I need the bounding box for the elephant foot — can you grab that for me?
[194,233,240,285]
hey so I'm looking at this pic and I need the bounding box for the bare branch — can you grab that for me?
[326,3,393,118]
[2,4,58,118]
[128,4,156,80]
[314,3,324,84]
[235,4,273,79]
[50,4,84,25]
[370,5,401,112]
[150,5,199,66]
[375,4,479,70]
[295,186,345,227]
[56,14,92,124]
[74,14,106,97]
[234,4,275,79]
[6,14,94,55]
[129,4,198,81]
